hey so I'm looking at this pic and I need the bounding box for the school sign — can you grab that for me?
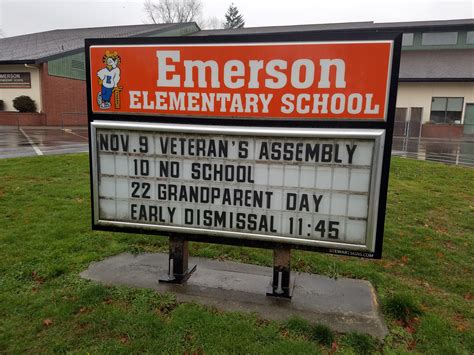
[86,32,401,259]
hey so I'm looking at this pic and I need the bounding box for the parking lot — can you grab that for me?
[0,126,89,159]
[1,126,473,167]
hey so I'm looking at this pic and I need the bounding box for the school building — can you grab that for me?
[0,19,473,142]
[0,23,199,126]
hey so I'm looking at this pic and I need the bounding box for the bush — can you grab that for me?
[0,100,4,111]
[12,95,37,112]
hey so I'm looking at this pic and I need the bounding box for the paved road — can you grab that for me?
[0,126,89,159]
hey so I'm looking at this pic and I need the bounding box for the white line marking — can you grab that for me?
[19,128,43,156]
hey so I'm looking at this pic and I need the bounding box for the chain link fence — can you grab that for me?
[392,124,474,167]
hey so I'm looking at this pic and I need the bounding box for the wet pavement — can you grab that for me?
[1,126,473,167]
[0,126,89,159]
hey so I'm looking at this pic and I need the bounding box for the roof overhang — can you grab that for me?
[399,78,474,82]
[0,60,37,65]
[35,48,84,63]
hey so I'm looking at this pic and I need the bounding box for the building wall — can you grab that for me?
[41,62,87,126]
[396,82,474,123]
[48,52,86,81]
[0,112,46,126]
[37,25,199,126]
[0,64,43,112]
[44,24,199,83]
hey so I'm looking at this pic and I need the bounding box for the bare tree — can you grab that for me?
[144,0,203,24]
[200,16,224,30]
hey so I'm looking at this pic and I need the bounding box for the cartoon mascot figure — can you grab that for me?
[97,51,121,109]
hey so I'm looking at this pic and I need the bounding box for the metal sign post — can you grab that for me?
[159,237,197,284]
[267,247,293,299]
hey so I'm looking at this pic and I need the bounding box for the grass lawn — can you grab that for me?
[0,154,473,354]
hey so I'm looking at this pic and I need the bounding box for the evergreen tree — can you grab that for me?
[224,3,245,29]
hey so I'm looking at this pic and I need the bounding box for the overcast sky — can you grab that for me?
[0,0,473,37]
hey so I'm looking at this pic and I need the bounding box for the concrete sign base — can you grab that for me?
[80,252,388,339]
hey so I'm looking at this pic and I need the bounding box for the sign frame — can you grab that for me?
[87,40,394,121]
[0,72,31,88]
[85,31,402,259]
[91,121,385,255]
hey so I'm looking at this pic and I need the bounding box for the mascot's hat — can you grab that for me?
[105,50,118,58]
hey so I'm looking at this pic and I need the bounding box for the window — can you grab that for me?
[71,59,85,71]
[430,97,463,124]
[422,32,458,45]
[402,33,414,46]
[466,31,474,45]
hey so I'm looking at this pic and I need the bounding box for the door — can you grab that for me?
[407,108,422,153]
[460,104,474,165]
[463,104,474,135]
[393,108,408,151]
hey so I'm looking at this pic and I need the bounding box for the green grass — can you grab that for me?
[0,154,473,353]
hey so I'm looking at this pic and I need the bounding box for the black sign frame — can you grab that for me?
[85,30,402,259]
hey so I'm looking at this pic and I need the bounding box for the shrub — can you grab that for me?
[0,100,4,111]
[12,95,37,112]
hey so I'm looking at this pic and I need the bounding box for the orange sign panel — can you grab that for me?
[89,42,393,120]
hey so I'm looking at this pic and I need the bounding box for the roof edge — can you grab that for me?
[0,60,37,65]
[191,18,474,36]
[0,22,184,41]
[34,22,200,63]
[399,78,474,82]
[128,22,200,39]
[1,22,200,63]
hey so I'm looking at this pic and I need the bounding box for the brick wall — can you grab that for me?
[41,63,87,126]
[0,112,46,126]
